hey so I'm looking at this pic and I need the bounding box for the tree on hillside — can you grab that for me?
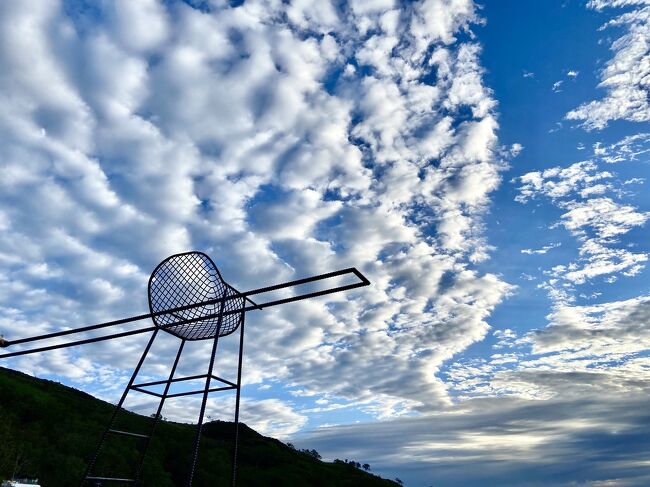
[301,448,322,460]
[0,407,14,474]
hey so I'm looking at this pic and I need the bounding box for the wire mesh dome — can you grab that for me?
[148,251,244,340]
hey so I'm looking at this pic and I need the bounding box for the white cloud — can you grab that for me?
[240,398,309,438]
[109,0,170,54]
[286,0,340,32]
[521,242,561,255]
[529,295,650,357]
[558,197,648,239]
[410,0,479,49]
[450,294,650,405]
[493,328,518,349]
[515,161,614,203]
[515,140,649,291]
[558,239,647,284]
[566,4,650,129]
[5,4,649,484]
[509,142,523,157]
[593,132,650,163]
[587,0,650,10]
[548,195,649,285]
[0,0,510,423]
[439,290,650,413]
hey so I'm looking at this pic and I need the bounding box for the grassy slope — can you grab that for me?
[0,367,397,486]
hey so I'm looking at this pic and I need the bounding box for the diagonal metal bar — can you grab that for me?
[133,338,186,484]
[187,293,226,487]
[130,386,163,398]
[241,280,368,311]
[244,267,368,298]
[80,330,159,486]
[0,327,158,359]
[211,375,237,388]
[231,315,245,487]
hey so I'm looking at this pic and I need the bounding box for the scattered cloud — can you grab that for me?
[515,161,614,203]
[515,126,650,304]
[594,132,650,163]
[567,3,650,129]
[516,153,649,291]
[509,142,524,157]
[587,0,650,10]
[521,242,561,255]
[493,328,519,349]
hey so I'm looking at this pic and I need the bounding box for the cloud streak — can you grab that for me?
[297,394,650,486]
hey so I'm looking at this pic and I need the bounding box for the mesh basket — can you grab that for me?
[148,252,244,340]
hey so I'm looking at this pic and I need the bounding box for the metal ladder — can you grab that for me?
[80,309,244,486]
[80,328,240,486]
[80,329,172,485]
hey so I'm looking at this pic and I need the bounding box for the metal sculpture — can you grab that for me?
[0,251,369,486]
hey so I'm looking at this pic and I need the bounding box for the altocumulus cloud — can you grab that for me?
[0,0,510,438]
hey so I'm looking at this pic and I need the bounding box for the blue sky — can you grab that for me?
[1,1,649,486]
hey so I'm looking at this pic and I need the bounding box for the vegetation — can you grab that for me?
[0,367,397,486]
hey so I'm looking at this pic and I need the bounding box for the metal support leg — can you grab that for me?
[133,338,186,484]
[186,332,221,486]
[231,317,245,487]
[80,329,160,486]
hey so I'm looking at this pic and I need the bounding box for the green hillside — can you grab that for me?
[0,367,397,486]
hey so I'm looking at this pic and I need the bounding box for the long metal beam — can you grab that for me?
[0,267,369,357]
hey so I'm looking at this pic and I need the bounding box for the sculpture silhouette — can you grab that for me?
[0,251,369,486]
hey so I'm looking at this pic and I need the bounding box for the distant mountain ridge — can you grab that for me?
[0,367,397,486]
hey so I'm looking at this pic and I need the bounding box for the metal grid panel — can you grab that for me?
[148,252,244,340]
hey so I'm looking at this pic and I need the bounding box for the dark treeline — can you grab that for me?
[0,367,397,486]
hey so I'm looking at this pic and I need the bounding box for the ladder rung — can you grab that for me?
[108,429,149,439]
[86,477,135,482]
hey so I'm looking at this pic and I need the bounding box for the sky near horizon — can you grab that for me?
[0,0,649,485]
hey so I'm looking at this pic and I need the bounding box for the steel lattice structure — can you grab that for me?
[0,251,369,486]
